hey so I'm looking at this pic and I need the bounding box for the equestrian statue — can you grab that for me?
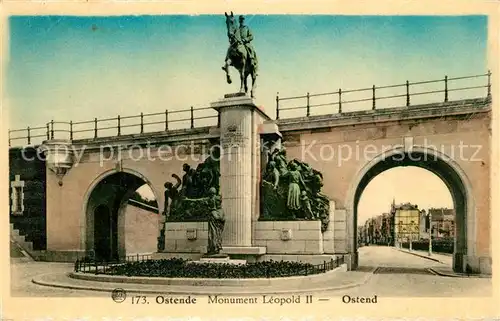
[222,12,258,98]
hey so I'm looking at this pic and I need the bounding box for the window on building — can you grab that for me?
[15,186,23,212]
[11,175,24,215]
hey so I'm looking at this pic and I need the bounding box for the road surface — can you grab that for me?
[319,246,491,297]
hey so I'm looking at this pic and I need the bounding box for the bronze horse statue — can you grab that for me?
[222,12,258,98]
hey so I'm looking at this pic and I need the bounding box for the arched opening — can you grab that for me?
[350,149,471,273]
[84,171,159,261]
[93,204,114,260]
[357,166,455,270]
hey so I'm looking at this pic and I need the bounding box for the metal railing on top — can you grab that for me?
[275,71,492,119]
[9,72,492,147]
[8,105,219,147]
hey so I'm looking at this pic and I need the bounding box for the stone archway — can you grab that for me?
[82,169,160,260]
[345,147,475,273]
[93,204,115,260]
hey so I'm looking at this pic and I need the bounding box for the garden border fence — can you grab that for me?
[74,255,345,278]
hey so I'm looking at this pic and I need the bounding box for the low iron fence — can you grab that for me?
[275,72,491,119]
[74,253,153,274]
[74,254,345,278]
[281,255,345,277]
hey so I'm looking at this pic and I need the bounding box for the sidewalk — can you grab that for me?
[397,248,490,278]
[429,266,491,278]
[31,266,376,296]
[397,248,452,265]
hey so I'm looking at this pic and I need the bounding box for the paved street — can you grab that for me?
[321,246,491,297]
[8,246,491,298]
[9,258,109,297]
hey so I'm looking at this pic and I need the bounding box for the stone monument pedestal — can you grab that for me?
[220,246,266,256]
[158,93,346,267]
[210,93,271,260]
[190,254,247,265]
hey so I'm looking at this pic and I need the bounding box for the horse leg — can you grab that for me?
[223,58,232,84]
[250,70,257,98]
[239,62,246,93]
[244,73,249,94]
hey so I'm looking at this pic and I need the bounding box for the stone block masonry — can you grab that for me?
[254,221,324,254]
[164,222,208,253]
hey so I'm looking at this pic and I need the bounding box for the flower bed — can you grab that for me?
[102,258,329,278]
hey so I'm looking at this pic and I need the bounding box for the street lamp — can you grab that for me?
[409,230,413,251]
[428,211,433,256]
[409,220,416,252]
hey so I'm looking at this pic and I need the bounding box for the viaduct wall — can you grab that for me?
[30,98,492,273]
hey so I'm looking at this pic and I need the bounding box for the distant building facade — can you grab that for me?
[391,201,421,245]
[427,207,455,239]
[358,202,456,249]
[358,212,394,247]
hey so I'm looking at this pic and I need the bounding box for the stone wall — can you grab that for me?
[34,99,491,273]
[278,108,491,272]
[253,221,323,254]
[120,204,159,257]
[44,131,213,257]
[9,147,47,250]
[164,222,208,253]
[162,219,338,257]
[333,209,347,253]
[322,202,336,254]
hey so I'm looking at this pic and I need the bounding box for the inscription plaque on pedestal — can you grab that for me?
[221,130,248,149]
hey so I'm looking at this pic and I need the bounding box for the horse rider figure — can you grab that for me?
[222,15,258,76]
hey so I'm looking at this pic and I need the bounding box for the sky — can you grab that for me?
[5,14,485,222]
[6,15,487,129]
[357,167,453,225]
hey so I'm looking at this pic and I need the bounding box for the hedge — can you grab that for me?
[401,239,454,254]
[104,258,325,278]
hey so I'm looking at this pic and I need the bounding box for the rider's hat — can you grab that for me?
[239,15,245,21]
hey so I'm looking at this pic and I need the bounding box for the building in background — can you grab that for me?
[358,202,457,250]
[358,211,394,246]
[427,207,455,239]
[391,200,421,247]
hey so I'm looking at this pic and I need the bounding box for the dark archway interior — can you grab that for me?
[87,172,158,260]
[94,204,114,261]
[354,151,467,272]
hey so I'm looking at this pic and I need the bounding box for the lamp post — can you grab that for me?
[428,212,433,256]
[409,230,413,251]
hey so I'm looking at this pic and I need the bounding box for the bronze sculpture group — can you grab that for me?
[163,153,221,219]
[162,151,225,255]
[262,147,330,232]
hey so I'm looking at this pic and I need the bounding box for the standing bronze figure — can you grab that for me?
[163,174,181,216]
[222,12,258,98]
[206,187,225,255]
